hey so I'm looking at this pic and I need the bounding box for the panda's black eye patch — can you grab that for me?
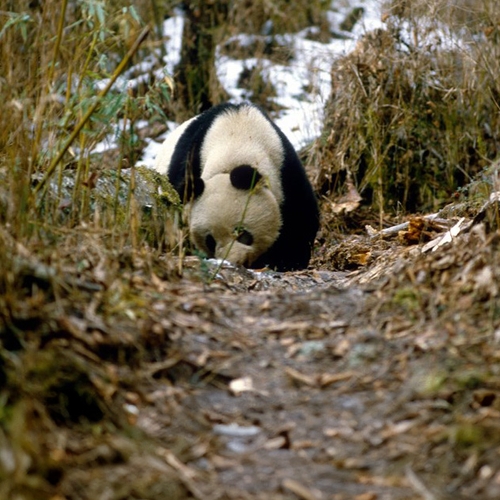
[236,229,253,246]
[230,165,262,190]
[205,234,216,255]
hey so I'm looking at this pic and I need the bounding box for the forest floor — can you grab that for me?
[3,192,500,500]
[2,1,500,498]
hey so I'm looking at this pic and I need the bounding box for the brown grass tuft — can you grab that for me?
[311,0,500,216]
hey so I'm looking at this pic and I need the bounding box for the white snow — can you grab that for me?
[135,0,385,165]
[90,0,467,166]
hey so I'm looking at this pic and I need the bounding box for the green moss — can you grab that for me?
[450,423,486,448]
[135,166,180,207]
[392,287,422,316]
[454,369,487,390]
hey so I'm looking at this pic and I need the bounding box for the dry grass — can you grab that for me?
[1,9,183,493]
[2,0,499,241]
[310,0,500,217]
[229,0,330,35]
[0,0,177,244]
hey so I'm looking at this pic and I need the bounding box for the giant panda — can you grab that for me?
[154,102,319,271]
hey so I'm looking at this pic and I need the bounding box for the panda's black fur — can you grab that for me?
[157,102,319,271]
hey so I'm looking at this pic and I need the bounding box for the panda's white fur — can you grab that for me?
[190,174,281,267]
[153,102,319,271]
[198,105,284,206]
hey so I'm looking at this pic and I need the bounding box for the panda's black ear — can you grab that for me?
[230,165,262,191]
[180,177,204,202]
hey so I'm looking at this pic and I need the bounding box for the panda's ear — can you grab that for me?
[180,177,204,202]
[230,165,262,191]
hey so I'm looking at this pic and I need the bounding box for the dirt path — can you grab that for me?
[3,215,500,500]
[121,252,498,500]
[68,237,500,499]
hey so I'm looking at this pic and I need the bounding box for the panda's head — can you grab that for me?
[189,165,282,267]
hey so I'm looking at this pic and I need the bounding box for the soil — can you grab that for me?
[2,197,500,500]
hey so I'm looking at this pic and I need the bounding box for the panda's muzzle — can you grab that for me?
[204,229,254,260]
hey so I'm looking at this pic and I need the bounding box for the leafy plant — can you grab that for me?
[0,0,175,249]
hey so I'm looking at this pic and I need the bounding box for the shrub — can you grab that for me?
[311,0,500,214]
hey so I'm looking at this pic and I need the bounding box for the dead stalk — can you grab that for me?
[33,25,151,196]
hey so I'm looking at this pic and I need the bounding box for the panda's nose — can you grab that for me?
[217,244,241,265]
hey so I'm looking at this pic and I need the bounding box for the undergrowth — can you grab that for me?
[0,3,180,495]
[0,0,177,248]
[1,1,500,498]
[311,0,500,216]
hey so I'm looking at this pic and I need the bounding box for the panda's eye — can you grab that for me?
[205,234,216,255]
[236,229,253,246]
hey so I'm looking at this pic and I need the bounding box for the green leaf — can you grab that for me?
[0,12,32,42]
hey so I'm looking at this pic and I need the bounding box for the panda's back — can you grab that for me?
[153,115,198,176]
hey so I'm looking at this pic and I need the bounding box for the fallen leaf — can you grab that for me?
[285,367,316,386]
[282,478,322,500]
[318,371,354,387]
[229,376,255,395]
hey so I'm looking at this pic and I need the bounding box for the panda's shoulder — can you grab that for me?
[182,102,271,135]
[175,103,240,145]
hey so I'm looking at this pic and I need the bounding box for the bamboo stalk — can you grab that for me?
[33,25,150,196]
[29,0,69,180]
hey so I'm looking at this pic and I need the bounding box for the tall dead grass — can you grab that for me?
[3,0,498,252]
[0,0,180,260]
[311,0,500,215]
[0,2,182,483]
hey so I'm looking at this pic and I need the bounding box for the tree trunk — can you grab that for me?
[175,0,229,118]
